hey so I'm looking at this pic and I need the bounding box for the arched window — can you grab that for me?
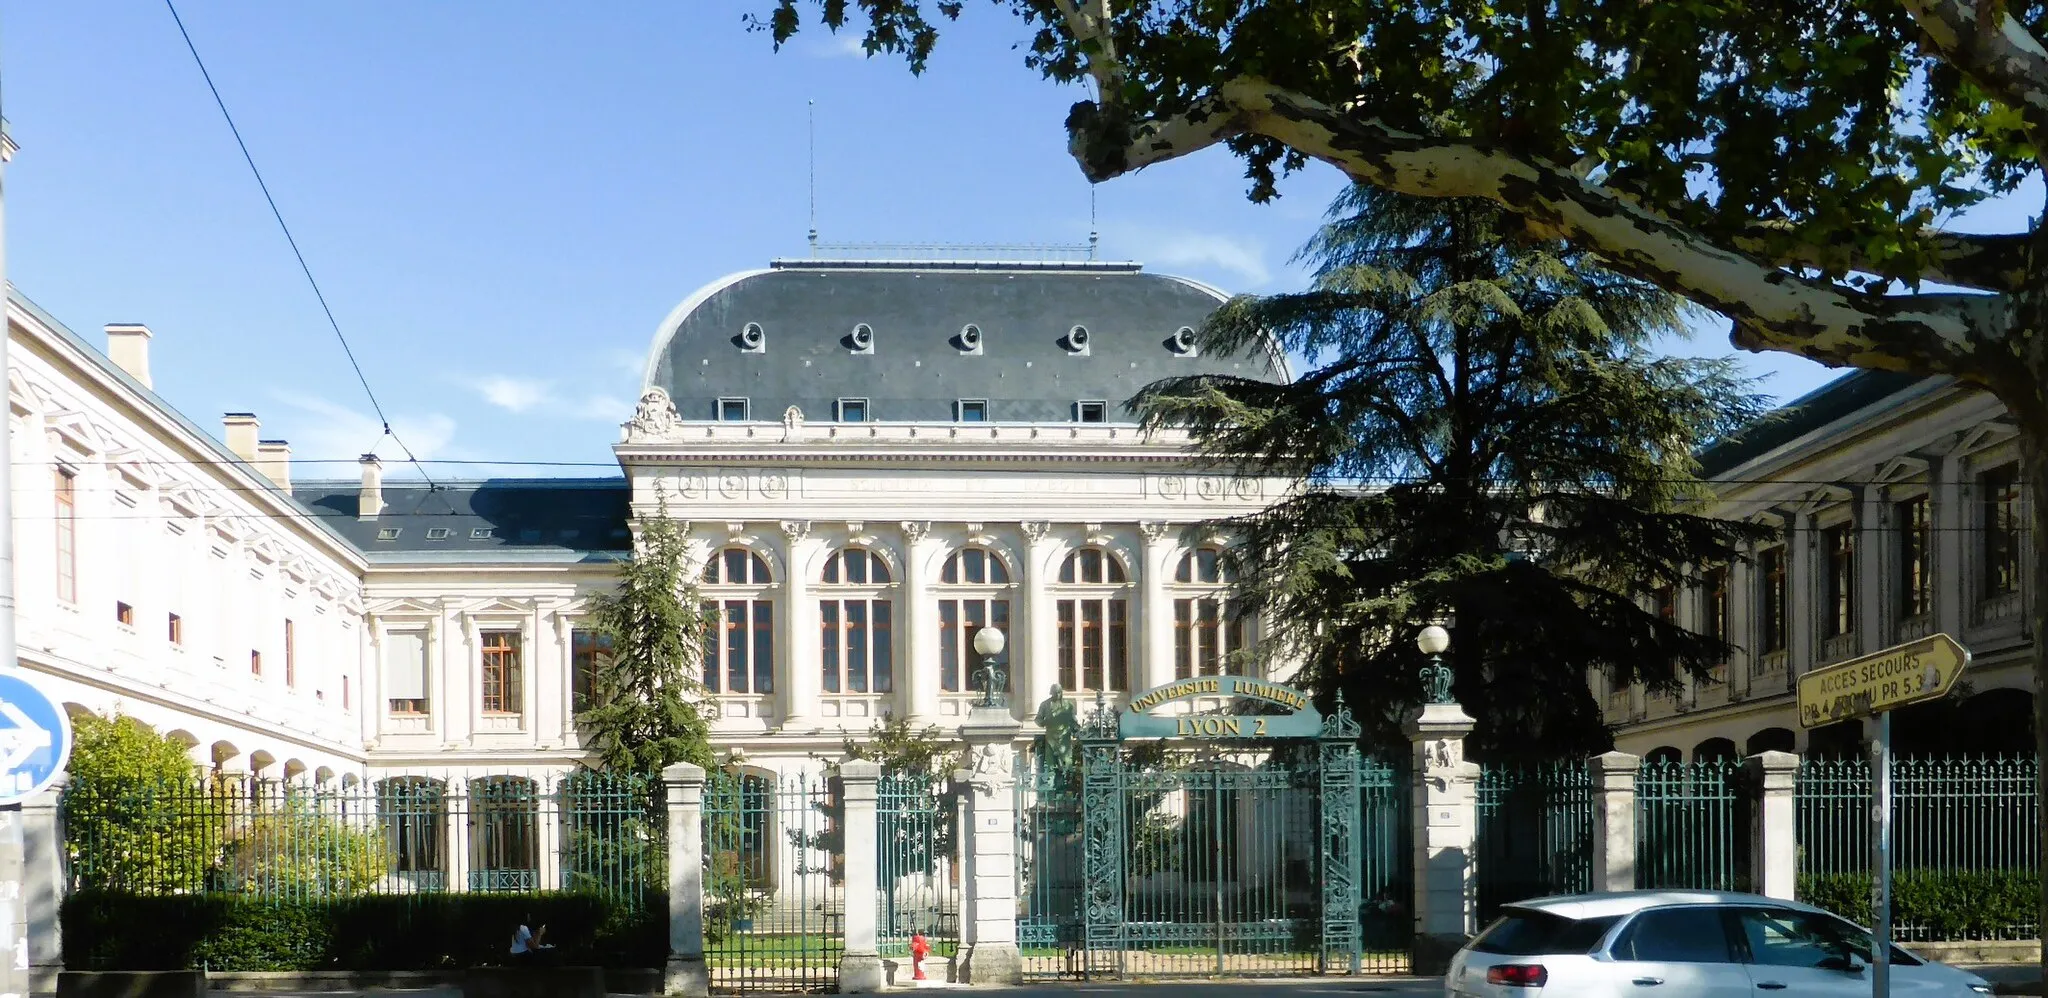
[467,776,538,891]
[701,548,774,696]
[1172,547,1251,679]
[939,548,1013,693]
[375,777,446,889]
[820,548,894,695]
[1055,548,1131,694]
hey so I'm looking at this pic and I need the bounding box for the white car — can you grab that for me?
[1445,890,1996,996]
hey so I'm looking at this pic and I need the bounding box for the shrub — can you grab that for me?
[63,714,223,893]
[1797,869,2038,940]
[61,890,666,971]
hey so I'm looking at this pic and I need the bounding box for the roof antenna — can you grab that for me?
[807,99,818,255]
[1088,185,1099,261]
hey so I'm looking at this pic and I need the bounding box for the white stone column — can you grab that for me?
[1405,702,1479,975]
[23,776,64,993]
[1747,750,1800,900]
[838,761,885,992]
[1933,453,1966,635]
[900,523,939,723]
[1589,752,1639,893]
[1786,512,1814,686]
[663,762,709,997]
[1856,486,1886,652]
[781,521,820,730]
[1727,551,1753,698]
[955,709,1023,984]
[538,784,563,891]
[1019,522,1056,720]
[445,780,471,892]
[1138,522,1175,692]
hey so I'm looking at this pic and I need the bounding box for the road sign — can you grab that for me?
[1795,633,1970,729]
[0,673,70,804]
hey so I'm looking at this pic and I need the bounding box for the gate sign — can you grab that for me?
[0,672,70,804]
[1119,675,1324,739]
[1795,633,1971,729]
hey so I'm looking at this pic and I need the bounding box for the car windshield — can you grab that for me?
[1471,909,1621,956]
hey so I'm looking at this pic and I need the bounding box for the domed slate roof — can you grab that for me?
[643,259,1287,423]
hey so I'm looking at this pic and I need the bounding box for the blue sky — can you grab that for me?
[0,2,1945,481]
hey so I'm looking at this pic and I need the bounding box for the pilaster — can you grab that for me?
[663,762,709,997]
[1787,511,1813,686]
[1138,522,1175,691]
[1728,552,1753,697]
[901,523,939,723]
[780,521,819,730]
[1589,752,1639,893]
[954,707,1024,984]
[1855,485,1885,654]
[1404,702,1479,975]
[1019,522,1055,720]
[1747,750,1800,900]
[1933,452,1966,637]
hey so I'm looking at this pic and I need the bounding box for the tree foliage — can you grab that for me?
[215,800,389,898]
[578,513,716,777]
[1136,188,1773,758]
[63,712,219,894]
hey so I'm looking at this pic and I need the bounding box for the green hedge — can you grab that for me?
[1797,869,2038,940]
[63,890,666,972]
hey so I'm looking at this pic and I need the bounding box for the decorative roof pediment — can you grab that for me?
[369,596,442,617]
[463,597,536,617]
[246,537,281,565]
[44,410,107,456]
[1873,455,1929,486]
[1958,420,2019,458]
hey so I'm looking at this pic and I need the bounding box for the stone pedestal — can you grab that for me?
[1405,702,1479,975]
[1590,752,1640,893]
[1747,751,1800,900]
[23,777,64,994]
[837,762,886,993]
[662,763,709,998]
[954,707,1024,985]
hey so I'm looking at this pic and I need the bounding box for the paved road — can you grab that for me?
[191,979,1447,998]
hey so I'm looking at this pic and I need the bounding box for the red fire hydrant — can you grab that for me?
[910,933,930,981]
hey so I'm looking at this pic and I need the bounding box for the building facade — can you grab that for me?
[9,256,1293,790]
[1601,371,2035,761]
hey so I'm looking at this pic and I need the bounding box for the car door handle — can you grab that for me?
[1756,984,1788,991]
[1631,978,1663,987]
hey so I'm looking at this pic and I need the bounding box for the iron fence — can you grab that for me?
[876,772,960,963]
[1635,758,1748,891]
[62,772,664,903]
[1017,760,1085,981]
[1355,757,1411,970]
[1475,761,1594,921]
[702,769,840,994]
[1796,754,2038,941]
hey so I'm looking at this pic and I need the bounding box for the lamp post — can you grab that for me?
[1417,624,1454,704]
[973,626,1008,708]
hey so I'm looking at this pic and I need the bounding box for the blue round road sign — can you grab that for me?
[0,673,71,804]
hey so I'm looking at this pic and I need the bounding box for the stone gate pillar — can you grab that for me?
[22,776,64,993]
[837,761,885,993]
[1747,751,1799,900]
[662,762,709,998]
[955,706,1024,984]
[1591,752,1641,893]
[1405,701,1480,974]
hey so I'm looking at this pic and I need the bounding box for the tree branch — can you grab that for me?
[1046,0,1123,100]
[1900,0,2048,141]
[1067,80,2002,379]
[1733,224,2033,294]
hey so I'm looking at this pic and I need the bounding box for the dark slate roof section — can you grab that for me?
[645,261,1286,423]
[1697,369,1931,478]
[292,478,632,556]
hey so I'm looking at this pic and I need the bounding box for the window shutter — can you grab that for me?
[383,630,428,700]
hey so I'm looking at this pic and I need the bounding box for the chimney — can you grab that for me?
[254,440,291,490]
[222,413,260,461]
[358,454,384,519]
[105,323,153,388]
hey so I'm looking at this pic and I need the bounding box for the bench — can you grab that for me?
[56,971,206,998]
[462,966,605,998]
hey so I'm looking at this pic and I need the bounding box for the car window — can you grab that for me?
[1471,911,1621,955]
[1613,907,1735,963]
[1738,908,1863,968]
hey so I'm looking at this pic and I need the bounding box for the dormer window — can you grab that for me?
[956,400,988,422]
[837,398,870,423]
[376,528,402,541]
[718,398,750,422]
[425,527,452,540]
[1075,400,1108,423]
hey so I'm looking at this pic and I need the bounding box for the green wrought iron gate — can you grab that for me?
[1020,686,1408,980]
[702,770,838,994]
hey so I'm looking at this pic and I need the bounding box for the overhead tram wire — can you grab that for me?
[162,0,433,489]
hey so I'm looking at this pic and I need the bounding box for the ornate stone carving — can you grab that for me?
[1159,476,1186,498]
[1428,738,1460,770]
[1020,520,1053,543]
[627,388,681,437]
[1233,478,1259,500]
[1196,477,1225,500]
[900,521,930,543]
[725,522,747,539]
[1139,521,1171,543]
[968,743,1015,797]
[780,520,811,541]
[783,406,804,431]
[758,472,789,499]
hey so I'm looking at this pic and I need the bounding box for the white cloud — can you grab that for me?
[803,32,868,58]
[264,392,460,479]
[1114,227,1274,288]
[604,348,646,382]
[472,375,553,413]
[572,395,632,421]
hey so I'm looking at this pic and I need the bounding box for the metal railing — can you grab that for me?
[1476,761,1594,921]
[876,773,960,960]
[1635,758,1748,891]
